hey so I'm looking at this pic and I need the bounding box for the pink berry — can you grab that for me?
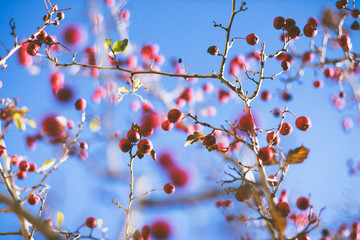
[163,183,175,194]
[295,116,311,131]
[138,139,153,154]
[75,98,87,111]
[246,33,259,46]
[85,217,97,228]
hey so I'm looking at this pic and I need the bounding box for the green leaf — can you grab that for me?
[38,158,56,172]
[112,39,128,54]
[116,86,130,94]
[57,211,64,227]
[286,145,310,164]
[104,38,112,52]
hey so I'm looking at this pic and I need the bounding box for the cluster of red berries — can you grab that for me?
[119,128,153,155]
[161,109,183,131]
[15,159,37,180]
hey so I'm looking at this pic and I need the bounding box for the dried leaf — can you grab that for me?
[57,211,64,227]
[286,145,310,164]
[38,158,56,172]
[150,149,157,161]
[184,132,206,147]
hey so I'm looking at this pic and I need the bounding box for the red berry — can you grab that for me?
[85,217,97,228]
[324,68,334,78]
[203,134,216,147]
[161,120,173,131]
[138,139,153,154]
[37,30,47,41]
[17,171,27,179]
[56,86,73,103]
[313,80,323,88]
[307,17,319,27]
[169,167,189,187]
[296,197,310,210]
[288,26,300,38]
[276,201,291,217]
[119,138,132,152]
[235,184,254,202]
[28,163,37,172]
[159,153,174,168]
[239,115,254,132]
[79,142,88,150]
[63,26,81,45]
[280,123,292,135]
[41,116,65,137]
[260,90,272,101]
[295,116,311,131]
[167,109,182,123]
[266,132,280,145]
[303,24,318,38]
[127,129,141,142]
[352,9,360,18]
[75,98,87,111]
[273,16,285,30]
[302,52,313,62]
[267,175,278,187]
[19,160,30,172]
[163,183,175,194]
[284,18,296,31]
[26,42,40,56]
[258,147,274,162]
[298,233,310,240]
[338,35,351,49]
[246,33,259,46]
[281,60,290,71]
[151,220,171,239]
[139,125,154,137]
[27,194,40,205]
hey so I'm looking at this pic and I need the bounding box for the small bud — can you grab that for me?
[207,46,219,55]
[57,12,65,21]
